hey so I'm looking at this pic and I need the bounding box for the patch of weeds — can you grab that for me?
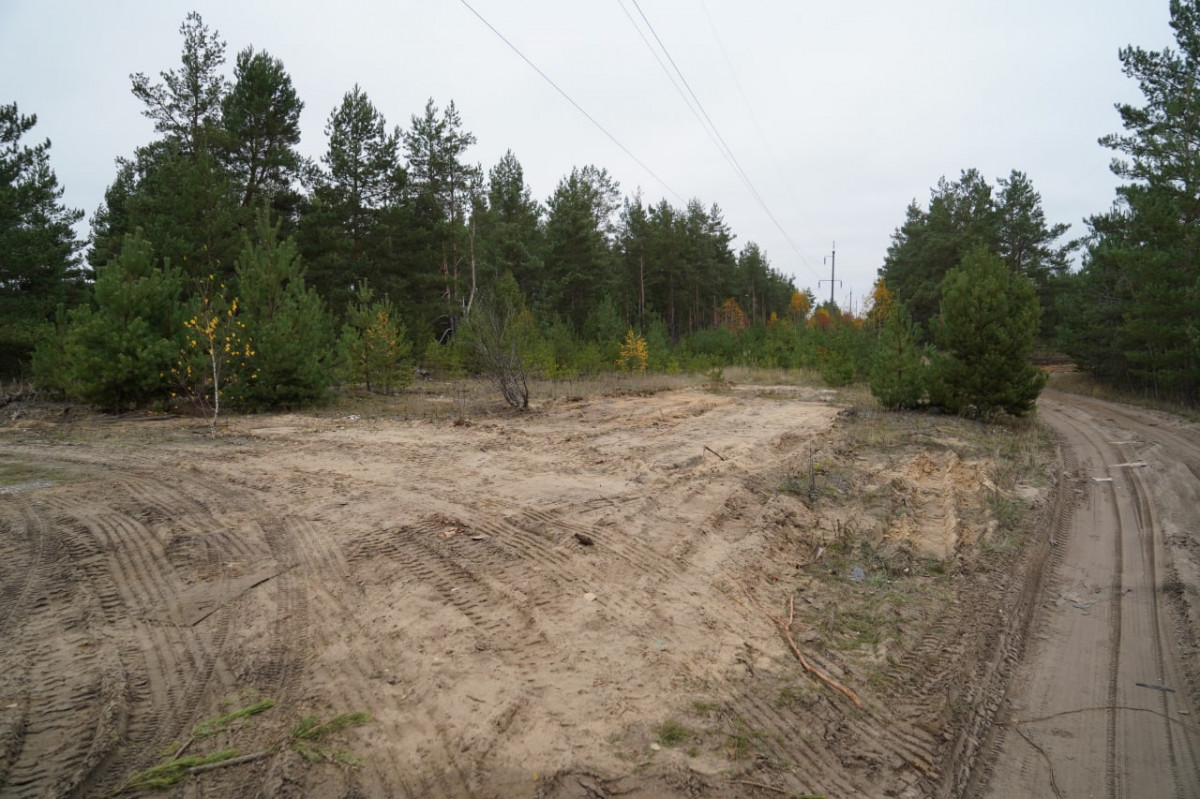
[656,719,692,747]
[986,491,1024,532]
[724,730,770,761]
[867,670,898,692]
[0,462,47,485]
[194,698,275,738]
[778,470,820,505]
[118,749,238,792]
[775,682,816,709]
[840,607,885,647]
[865,572,891,589]
[724,716,771,761]
[691,700,719,714]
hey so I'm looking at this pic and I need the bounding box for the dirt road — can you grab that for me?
[980,390,1200,798]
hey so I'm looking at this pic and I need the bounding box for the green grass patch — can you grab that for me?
[655,719,692,747]
[0,459,72,488]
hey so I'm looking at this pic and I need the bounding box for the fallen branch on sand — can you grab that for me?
[729,778,826,797]
[723,569,862,708]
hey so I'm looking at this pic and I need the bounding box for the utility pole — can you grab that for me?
[819,242,841,308]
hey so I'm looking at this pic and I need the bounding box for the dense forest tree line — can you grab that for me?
[8,4,1197,414]
[94,13,800,343]
[1057,0,1200,403]
[3,12,802,410]
[878,168,1077,343]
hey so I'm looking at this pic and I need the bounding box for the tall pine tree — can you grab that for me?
[0,103,84,374]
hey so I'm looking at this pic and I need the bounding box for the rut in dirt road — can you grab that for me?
[981,391,1200,799]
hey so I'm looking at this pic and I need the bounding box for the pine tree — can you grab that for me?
[35,233,183,411]
[302,86,404,311]
[868,303,928,409]
[0,103,84,374]
[477,150,542,293]
[880,169,1074,332]
[339,281,413,394]
[995,170,1076,338]
[221,47,305,213]
[100,12,239,278]
[936,246,1046,417]
[543,166,620,331]
[232,208,334,409]
[129,12,227,155]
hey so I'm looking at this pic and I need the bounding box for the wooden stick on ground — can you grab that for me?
[172,736,194,760]
[187,750,273,775]
[727,778,793,795]
[704,445,727,461]
[779,595,861,708]
[722,568,862,708]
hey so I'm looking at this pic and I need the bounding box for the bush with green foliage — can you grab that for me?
[34,232,183,411]
[935,246,1046,417]
[868,303,929,409]
[461,272,536,409]
[339,281,413,394]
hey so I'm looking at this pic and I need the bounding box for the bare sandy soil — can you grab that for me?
[0,380,1191,797]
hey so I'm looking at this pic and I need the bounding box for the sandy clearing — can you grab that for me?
[0,383,1099,798]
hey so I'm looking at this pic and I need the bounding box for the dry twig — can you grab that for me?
[723,569,862,708]
[172,736,194,760]
[728,779,825,798]
[728,778,791,795]
[187,750,272,775]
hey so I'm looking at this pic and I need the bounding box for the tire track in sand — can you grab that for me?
[0,490,128,799]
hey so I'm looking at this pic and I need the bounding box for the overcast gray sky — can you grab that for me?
[0,1,1176,309]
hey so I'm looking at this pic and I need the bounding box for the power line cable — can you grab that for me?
[625,0,820,279]
[700,0,808,227]
[458,0,683,203]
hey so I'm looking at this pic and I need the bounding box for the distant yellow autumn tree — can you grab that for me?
[617,329,648,372]
[787,291,811,325]
[865,279,896,330]
[719,298,748,334]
